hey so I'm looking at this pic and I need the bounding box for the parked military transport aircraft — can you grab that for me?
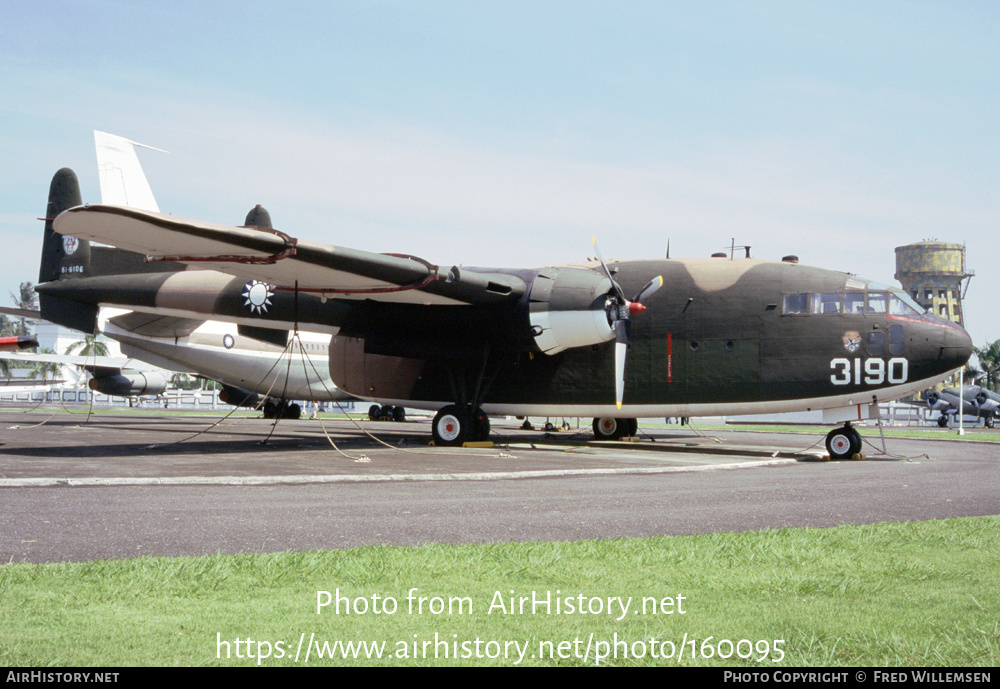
[35,139,972,456]
[927,385,999,428]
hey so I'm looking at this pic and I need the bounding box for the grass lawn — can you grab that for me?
[2,517,997,666]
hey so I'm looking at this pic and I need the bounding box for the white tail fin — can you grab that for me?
[93,130,166,212]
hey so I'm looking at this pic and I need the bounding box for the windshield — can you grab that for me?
[781,280,928,316]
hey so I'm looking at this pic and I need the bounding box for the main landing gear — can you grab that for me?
[263,399,301,420]
[431,404,490,446]
[368,404,406,422]
[825,423,862,460]
[592,417,639,440]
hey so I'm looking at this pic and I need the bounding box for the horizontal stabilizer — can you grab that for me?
[238,324,289,347]
[107,312,204,338]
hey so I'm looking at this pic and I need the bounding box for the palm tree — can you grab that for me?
[28,348,63,382]
[9,282,37,337]
[973,339,1000,392]
[0,314,14,378]
[65,335,110,358]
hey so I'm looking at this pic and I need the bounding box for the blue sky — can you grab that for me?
[2,1,998,347]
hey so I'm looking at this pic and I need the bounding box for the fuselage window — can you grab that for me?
[866,331,886,356]
[888,324,905,356]
[783,293,809,314]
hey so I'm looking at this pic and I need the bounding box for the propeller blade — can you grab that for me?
[592,240,660,409]
[614,321,628,409]
[592,237,626,304]
[632,275,663,304]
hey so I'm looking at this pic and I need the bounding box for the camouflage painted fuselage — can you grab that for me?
[38,253,971,417]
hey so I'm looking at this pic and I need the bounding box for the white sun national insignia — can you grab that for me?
[242,280,275,315]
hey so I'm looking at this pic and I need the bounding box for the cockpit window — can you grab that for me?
[889,294,920,316]
[844,292,865,314]
[782,285,925,317]
[867,293,887,314]
[813,293,842,314]
[891,291,925,314]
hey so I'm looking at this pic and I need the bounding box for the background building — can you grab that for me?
[894,241,974,327]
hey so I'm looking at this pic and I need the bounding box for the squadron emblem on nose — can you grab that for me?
[842,331,861,353]
[242,280,275,315]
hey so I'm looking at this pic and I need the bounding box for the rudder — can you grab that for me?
[39,168,89,284]
[38,168,100,333]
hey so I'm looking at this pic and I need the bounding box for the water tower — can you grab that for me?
[894,241,973,327]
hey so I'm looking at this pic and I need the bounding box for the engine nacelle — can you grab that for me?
[89,371,167,397]
[527,266,614,355]
[218,385,261,409]
[529,308,615,354]
[977,392,998,412]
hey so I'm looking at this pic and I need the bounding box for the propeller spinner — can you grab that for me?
[592,238,663,408]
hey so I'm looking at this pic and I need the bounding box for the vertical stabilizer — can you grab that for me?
[39,168,87,284]
[94,130,165,211]
[39,168,100,333]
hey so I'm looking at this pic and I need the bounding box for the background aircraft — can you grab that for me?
[0,348,166,395]
[38,135,973,456]
[927,385,999,428]
[0,335,38,351]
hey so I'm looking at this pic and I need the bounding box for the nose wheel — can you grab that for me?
[825,424,862,460]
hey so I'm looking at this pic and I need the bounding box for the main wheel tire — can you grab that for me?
[826,427,861,460]
[937,415,949,428]
[392,406,406,422]
[626,418,639,437]
[432,405,471,446]
[985,415,995,429]
[846,426,862,457]
[369,404,381,421]
[593,417,625,440]
[471,408,490,441]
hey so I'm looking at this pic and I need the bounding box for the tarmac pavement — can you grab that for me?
[0,410,996,563]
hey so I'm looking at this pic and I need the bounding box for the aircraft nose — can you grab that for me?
[939,319,974,370]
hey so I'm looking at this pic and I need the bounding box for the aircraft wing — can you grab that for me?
[53,205,526,306]
[0,306,43,321]
[0,351,160,373]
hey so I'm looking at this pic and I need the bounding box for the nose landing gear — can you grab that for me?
[825,423,862,460]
